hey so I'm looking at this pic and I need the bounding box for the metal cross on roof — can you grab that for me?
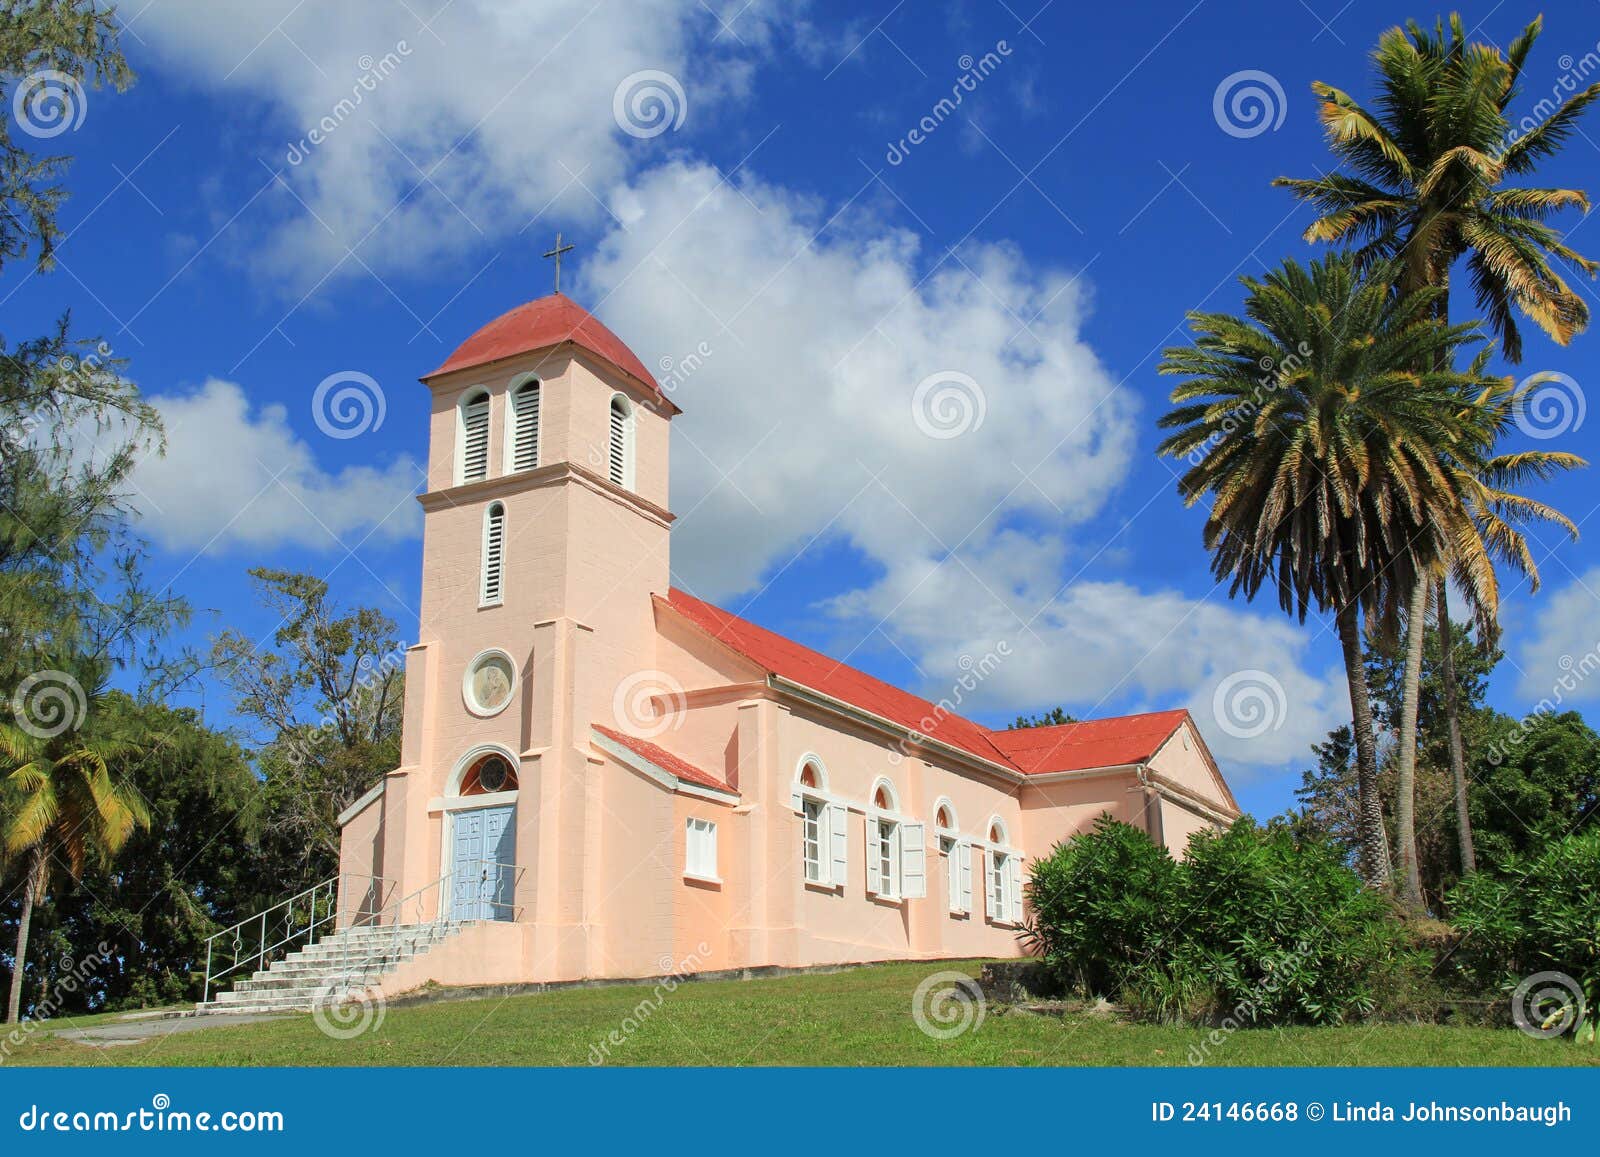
[542,232,575,294]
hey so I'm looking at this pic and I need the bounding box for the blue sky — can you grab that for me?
[9,0,1600,820]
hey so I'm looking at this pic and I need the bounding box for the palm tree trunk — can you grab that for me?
[1337,602,1392,886]
[1436,580,1477,873]
[1395,578,1429,908]
[5,847,46,1025]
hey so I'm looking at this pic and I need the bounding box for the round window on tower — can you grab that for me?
[463,648,517,717]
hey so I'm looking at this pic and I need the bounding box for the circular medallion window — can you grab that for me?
[463,649,517,717]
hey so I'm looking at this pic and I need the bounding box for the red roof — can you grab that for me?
[425,294,674,409]
[592,724,735,796]
[987,710,1190,774]
[659,588,1192,776]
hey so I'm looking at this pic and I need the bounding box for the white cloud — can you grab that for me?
[126,379,421,554]
[580,162,1348,771]
[132,0,802,283]
[586,161,1137,595]
[1516,567,1600,704]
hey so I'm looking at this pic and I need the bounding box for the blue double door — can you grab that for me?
[449,805,516,921]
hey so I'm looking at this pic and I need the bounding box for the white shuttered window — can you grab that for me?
[460,392,490,484]
[608,395,633,488]
[511,380,540,471]
[900,821,926,900]
[481,502,505,606]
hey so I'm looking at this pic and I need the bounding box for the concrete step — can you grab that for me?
[196,921,468,1016]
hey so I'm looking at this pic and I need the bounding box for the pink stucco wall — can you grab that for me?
[335,316,1240,1000]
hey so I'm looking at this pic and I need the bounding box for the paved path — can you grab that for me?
[52,1013,290,1046]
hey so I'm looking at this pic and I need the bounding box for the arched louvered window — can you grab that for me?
[459,390,490,485]
[481,501,505,606]
[608,394,634,489]
[510,378,540,472]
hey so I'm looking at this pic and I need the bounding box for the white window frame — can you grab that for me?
[457,388,491,485]
[801,795,827,884]
[684,817,718,882]
[794,756,846,891]
[985,817,1024,925]
[506,375,541,474]
[867,813,902,899]
[607,393,636,490]
[480,501,506,607]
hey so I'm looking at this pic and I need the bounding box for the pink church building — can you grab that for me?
[306,293,1241,999]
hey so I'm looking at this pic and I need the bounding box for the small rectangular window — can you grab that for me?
[685,817,718,881]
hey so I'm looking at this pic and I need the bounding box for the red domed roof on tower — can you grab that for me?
[424,293,675,410]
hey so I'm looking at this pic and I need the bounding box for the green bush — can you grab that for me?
[1450,827,1600,1042]
[1024,815,1180,998]
[1026,816,1417,1025]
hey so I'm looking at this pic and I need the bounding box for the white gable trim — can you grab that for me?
[591,729,738,803]
[337,779,386,828]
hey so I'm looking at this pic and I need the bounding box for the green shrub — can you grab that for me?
[1024,814,1179,998]
[1450,827,1600,1043]
[1026,816,1417,1025]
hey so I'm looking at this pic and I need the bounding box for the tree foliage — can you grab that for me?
[211,569,404,885]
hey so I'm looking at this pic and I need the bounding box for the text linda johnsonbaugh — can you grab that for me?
[1151,1100,1572,1127]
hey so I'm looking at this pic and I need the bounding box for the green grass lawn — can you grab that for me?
[17,961,1599,1067]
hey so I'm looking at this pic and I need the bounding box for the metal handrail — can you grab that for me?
[201,872,390,1002]
[202,863,526,1003]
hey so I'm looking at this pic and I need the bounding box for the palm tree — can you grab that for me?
[1276,12,1599,876]
[1388,371,1586,905]
[1158,254,1495,886]
[2,672,150,1024]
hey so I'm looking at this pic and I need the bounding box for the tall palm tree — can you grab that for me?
[1389,371,1586,905]
[1158,254,1494,886]
[2,673,150,1024]
[1276,12,1599,876]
